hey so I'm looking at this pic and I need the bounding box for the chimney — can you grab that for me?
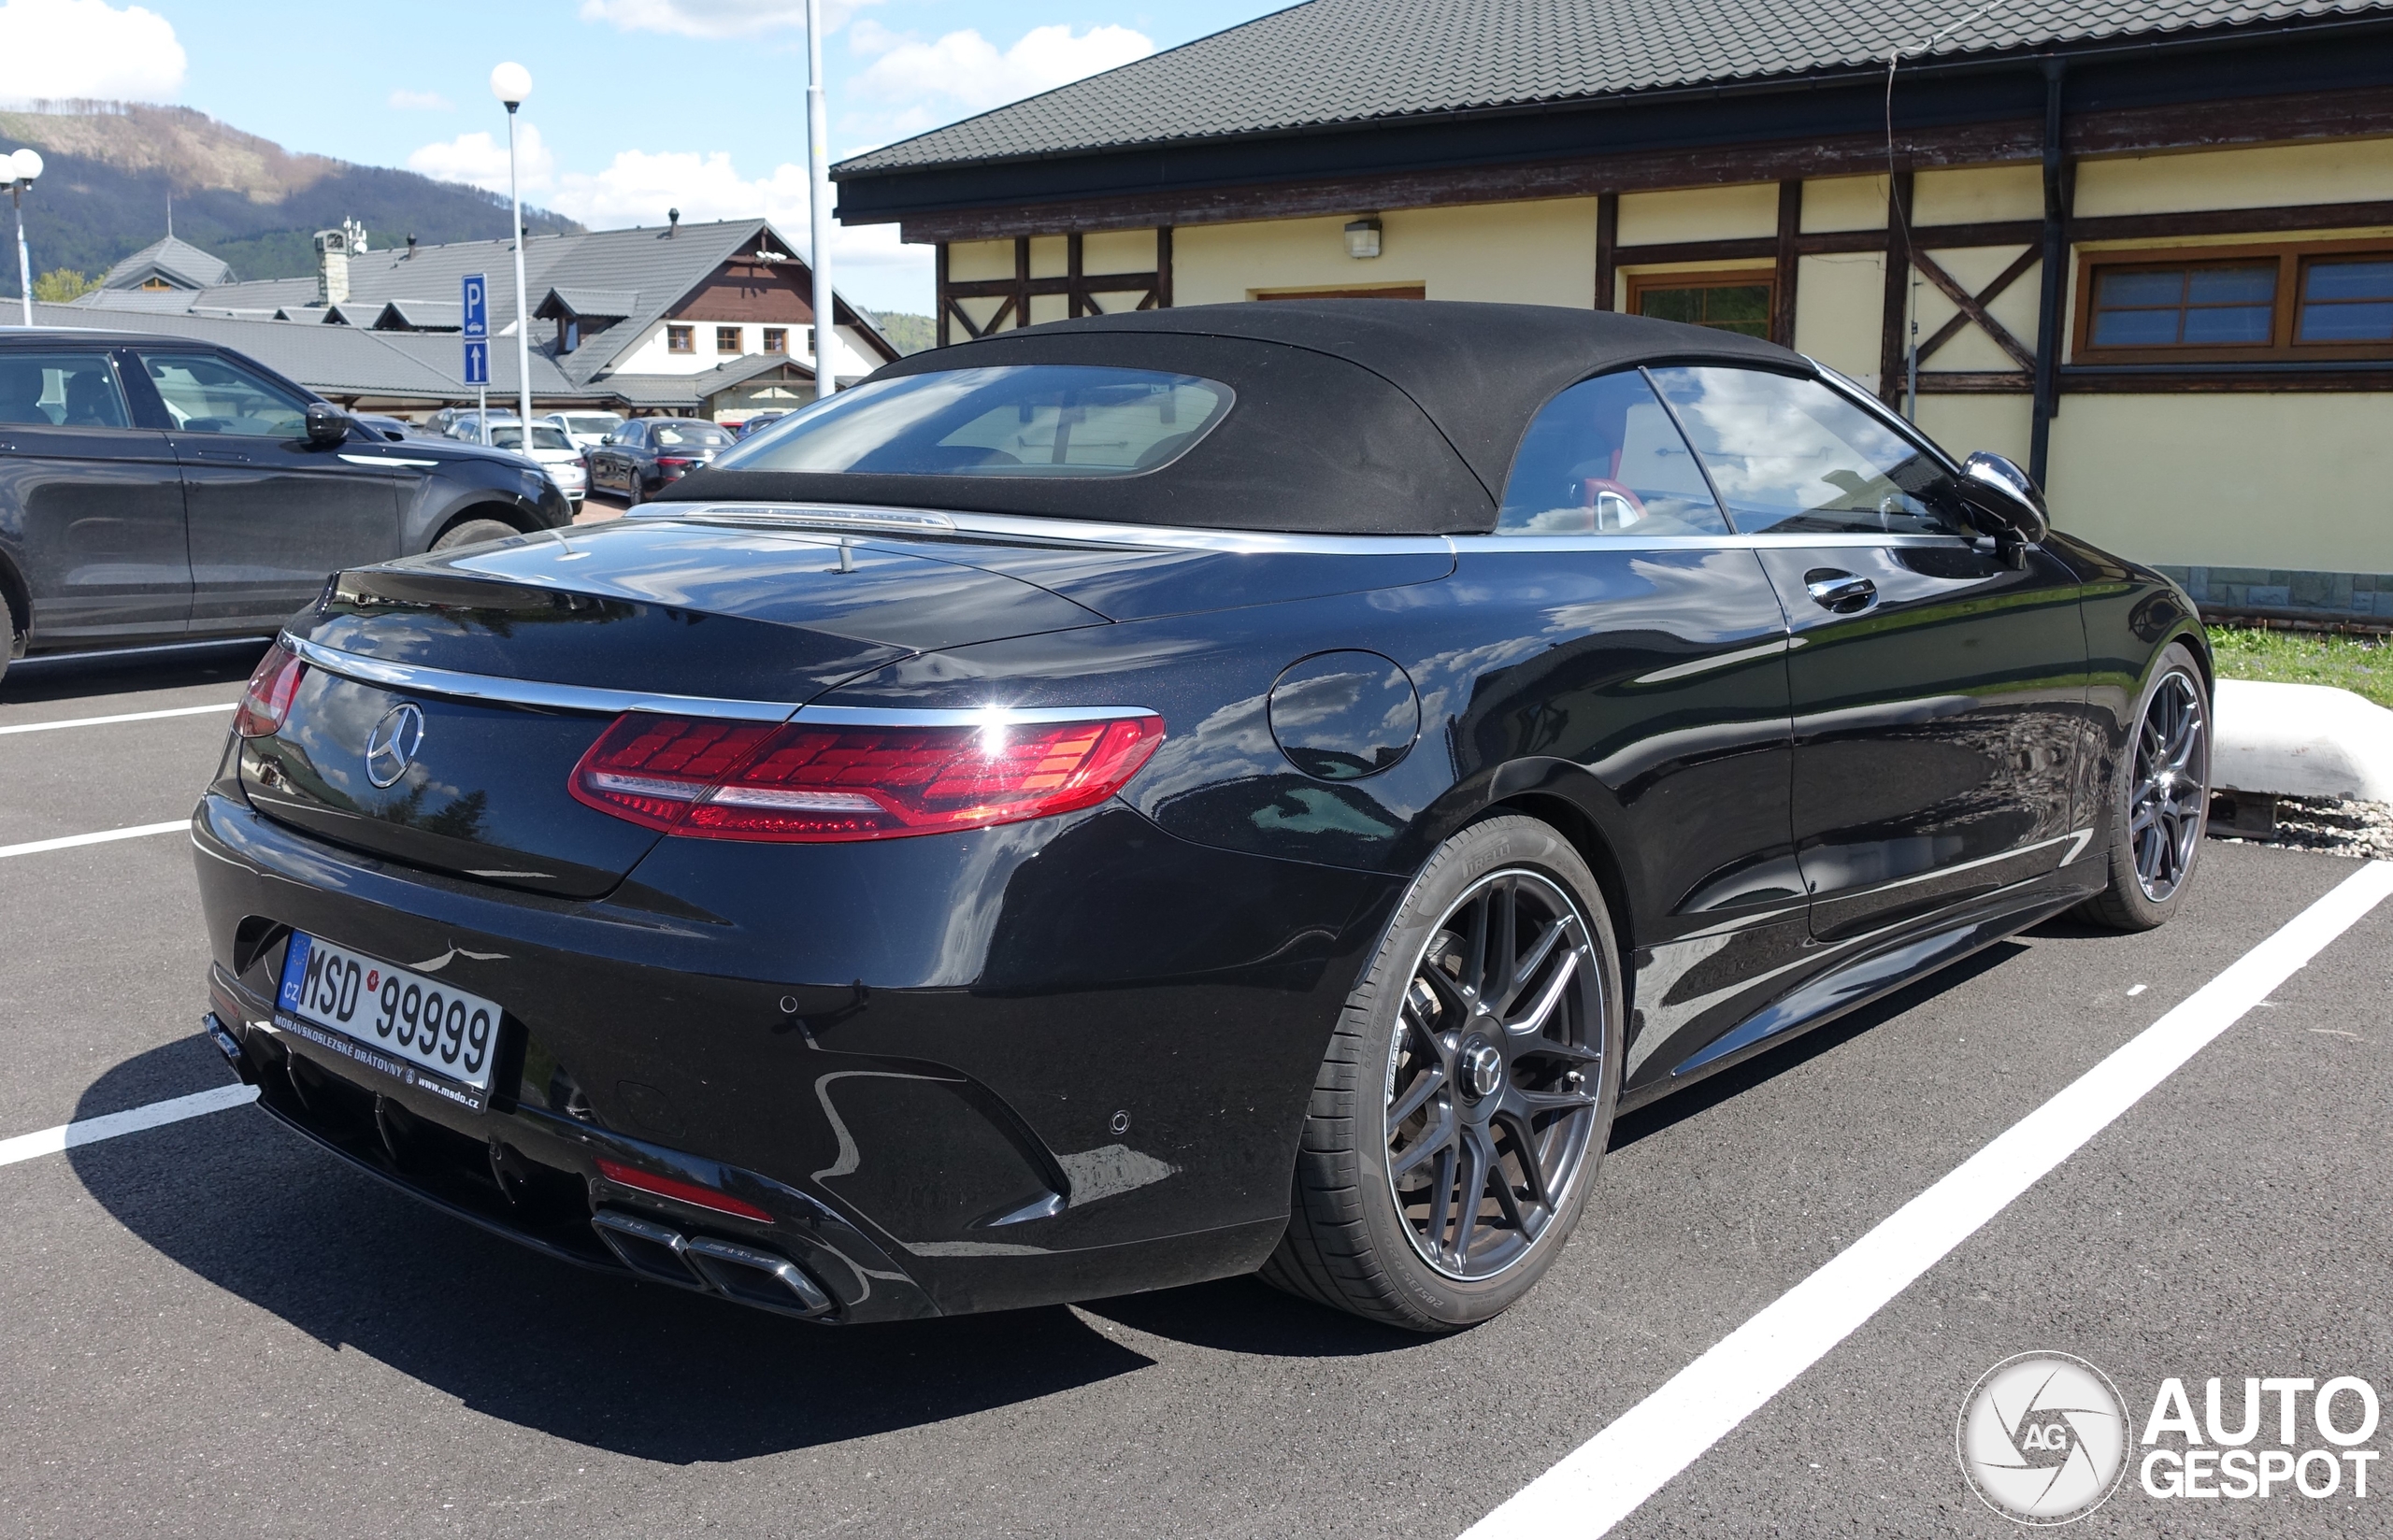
[666,207,680,238]
[312,225,352,306]
[405,233,418,259]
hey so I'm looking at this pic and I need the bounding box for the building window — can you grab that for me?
[763,328,787,354]
[2074,242,2393,362]
[717,325,743,354]
[1625,271,1773,338]
[2298,257,2393,343]
[1254,285,1426,301]
[138,277,175,292]
[666,324,695,353]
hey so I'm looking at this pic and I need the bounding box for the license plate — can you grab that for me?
[274,934,503,1111]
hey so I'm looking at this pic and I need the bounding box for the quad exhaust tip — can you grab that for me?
[591,1207,834,1319]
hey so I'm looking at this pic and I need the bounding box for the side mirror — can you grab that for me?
[1954,451,2050,558]
[304,401,351,448]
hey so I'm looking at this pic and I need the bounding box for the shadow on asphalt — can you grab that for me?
[1078,1276,1431,1357]
[69,1042,1156,1461]
[1607,940,2031,1151]
[1,639,271,706]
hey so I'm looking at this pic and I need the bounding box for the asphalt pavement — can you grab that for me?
[1,645,2386,1539]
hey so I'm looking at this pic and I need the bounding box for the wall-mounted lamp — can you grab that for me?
[1344,217,1382,259]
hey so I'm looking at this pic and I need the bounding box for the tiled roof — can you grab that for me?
[539,286,640,319]
[836,0,2393,175]
[99,235,232,290]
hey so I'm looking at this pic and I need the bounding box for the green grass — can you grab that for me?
[2207,624,2393,709]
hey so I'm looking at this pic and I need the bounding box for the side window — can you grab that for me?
[1497,370,1729,536]
[1645,365,1962,536]
[141,353,309,437]
[0,352,131,429]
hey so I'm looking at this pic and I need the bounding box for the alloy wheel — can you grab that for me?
[1383,868,1605,1281]
[2129,669,2208,903]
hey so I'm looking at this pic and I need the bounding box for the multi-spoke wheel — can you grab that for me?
[2077,642,2211,931]
[1384,870,1603,1280]
[1262,815,1622,1331]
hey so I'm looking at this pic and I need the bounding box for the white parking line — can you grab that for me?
[0,820,190,861]
[1462,858,2393,1540]
[0,1083,259,1170]
[0,702,234,735]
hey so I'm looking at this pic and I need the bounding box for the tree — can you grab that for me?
[33,268,93,302]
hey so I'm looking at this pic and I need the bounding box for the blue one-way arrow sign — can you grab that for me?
[462,272,489,385]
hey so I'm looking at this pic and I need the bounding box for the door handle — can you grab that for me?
[1804,570,1878,614]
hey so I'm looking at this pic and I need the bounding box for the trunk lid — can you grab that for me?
[244,520,1107,896]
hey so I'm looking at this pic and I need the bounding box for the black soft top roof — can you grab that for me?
[664,300,1802,535]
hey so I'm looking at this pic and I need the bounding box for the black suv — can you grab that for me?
[0,330,572,680]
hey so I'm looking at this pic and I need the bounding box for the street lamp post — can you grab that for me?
[806,0,835,399]
[8,149,42,327]
[490,63,535,434]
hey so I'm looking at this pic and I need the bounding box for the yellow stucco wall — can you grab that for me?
[1800,176,1887,234]
[1913,164,2042,225]
[1793,250,1884,386]
[2076,139,2393,217]
[947,239,1012,282]
[1616,182,1777,244]
[1172,201,1598,307]
[2048,394,2393,572]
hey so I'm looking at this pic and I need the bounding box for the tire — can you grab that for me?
[623,472,643,508]
[2074,641,2210,932]
[0,585,17,690]
[1261,814,1625,1332]
[431,518,521,553]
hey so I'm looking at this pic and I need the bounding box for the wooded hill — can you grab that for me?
[0,102,580,296]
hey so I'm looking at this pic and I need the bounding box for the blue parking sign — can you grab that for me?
[462,272,489,383]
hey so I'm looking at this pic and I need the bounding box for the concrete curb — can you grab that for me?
[2214,679,2393,802]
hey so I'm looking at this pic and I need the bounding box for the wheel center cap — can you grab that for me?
[1461,1037,1504,1102]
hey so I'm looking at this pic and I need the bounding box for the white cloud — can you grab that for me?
[406,122,555,196]
[576,0,876,40]
[387,89,452,111]
[0,0,183,103]
[849,21,1151,115]
[548,147,920,274]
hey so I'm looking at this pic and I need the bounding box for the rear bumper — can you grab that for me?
[192,788,1394,1319]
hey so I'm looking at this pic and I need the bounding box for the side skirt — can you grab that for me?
[1616,865,2101,1117]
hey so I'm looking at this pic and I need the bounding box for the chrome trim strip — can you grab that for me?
[794,703,1160,728]
[1449,532,1972,552]
[660,504,959,535]
[287,635,1163,729]
[632,501,1457,557]
[283,636,800,721]
[338,453,441,468]
[1631,635,1800,685]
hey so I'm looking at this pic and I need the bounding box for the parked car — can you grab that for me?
[444,410,521,446]
[423,406,469,439]
[542,411,624,452]
[351,413,419,443]
[734,410,788,438]
[585,416,733,505]
[0,329,572,680]
[193,302,2208,1333]
[487,421,588,505]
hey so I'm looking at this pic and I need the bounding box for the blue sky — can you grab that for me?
[0,0,1288,310]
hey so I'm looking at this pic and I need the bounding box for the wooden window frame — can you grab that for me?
[762,327,787,354]
[1622,267,1777,337]
[715,325,743,354]
[2072,237,2393,364]
[666,324,695,354]
[1252,284,1426,301]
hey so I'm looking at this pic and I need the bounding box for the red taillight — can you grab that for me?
[595,1158,774,1223]
[568,710,1164,843]
[233,642,306,737]
[654,456,697,469]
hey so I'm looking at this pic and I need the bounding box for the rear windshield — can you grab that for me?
[652,421,729,449]
[559,414,622,433]
[717,365,1233,478]
[492,425,571,450]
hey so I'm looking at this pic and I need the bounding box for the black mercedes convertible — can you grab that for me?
[192,302,2211,1332]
